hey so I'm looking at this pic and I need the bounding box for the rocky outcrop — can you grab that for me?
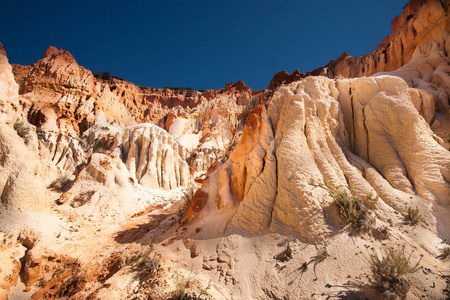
[13,47,134,135]
[0,45,47,213]
[268,0,449,124]
[267,69,305,90]
[12,48,224,132]
[23,46,96,94]
[0,123,47,212]
[203,80,259,100]
[310,0,449,79]
[187,76,450,242]
[94,75,205,124]
[379,36,450,116]
[121,123,191,190]
[37,130,85,173]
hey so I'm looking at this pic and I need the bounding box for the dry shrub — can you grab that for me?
[14,121,32,143]
[170,275,187,300]
[48,174,72,192]
[333,186,373,231]
[365,244,422,299]
[406,206,421,225]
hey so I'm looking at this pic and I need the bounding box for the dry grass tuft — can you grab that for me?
[406,206,421,225]
[365,244,422,298]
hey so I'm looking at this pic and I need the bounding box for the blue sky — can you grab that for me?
[1,0,406,90]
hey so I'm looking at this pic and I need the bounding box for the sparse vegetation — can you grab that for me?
[164,87,194,91]
[36,126,46,140]
[274,243,293,262]
[366,190,379,204]
[333,186,372,231]
[48,174,72,192]
[127,241,161,279]
[71,190,95,208]
[14,121,32,143]
[372,226,390,240]
[170,275,187,300]
[365,244,422,298]
[54,258,86,298]
[313,246,329,263]
[93,138,105,152]
[442,247,450,259]
[265,91,274,100]
[299,261,308,272]
[406,206,421,225]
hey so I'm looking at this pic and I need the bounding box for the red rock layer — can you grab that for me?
[12,47,259,131]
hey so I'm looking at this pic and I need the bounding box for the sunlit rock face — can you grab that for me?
[189,75,450,243]
[268,0,449,123]
[0,44,47,213]
[0,43,20,123]
[121,123,191,190]
[309,0,449,78]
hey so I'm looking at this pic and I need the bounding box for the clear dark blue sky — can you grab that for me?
[1,0,406,90]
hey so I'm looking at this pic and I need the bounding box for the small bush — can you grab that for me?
[372,226,390,240]
[71,190,95,208]
[333,186,372,230]
[48,174,72,192]
[128,242,160,279]
[93,138,105,152]
[406,206,421,225]
[14,121,32,143]
[170,275,187,300]
[365,244,422,298]
[442,247,450,259]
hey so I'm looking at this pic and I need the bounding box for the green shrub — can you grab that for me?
[406,206,421,225]
[333,186,372,230]
[365,244,422,298]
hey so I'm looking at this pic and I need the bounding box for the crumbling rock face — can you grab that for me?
[165,91,267,176]
[23,46,96,94]
[336,76,449,204]
[0,46,47,213]
[189,76,450,243]
[267,69,305,90]
[37,130,85,173]
[0,123,47,212]
[202,80,259,100]
[12,47,135,135]
[95,75,204,124]
[268,0,449,123]
[378,35,450,116]
[310,0,449,79]
[121,123,191,190]
[0,43,20,124]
